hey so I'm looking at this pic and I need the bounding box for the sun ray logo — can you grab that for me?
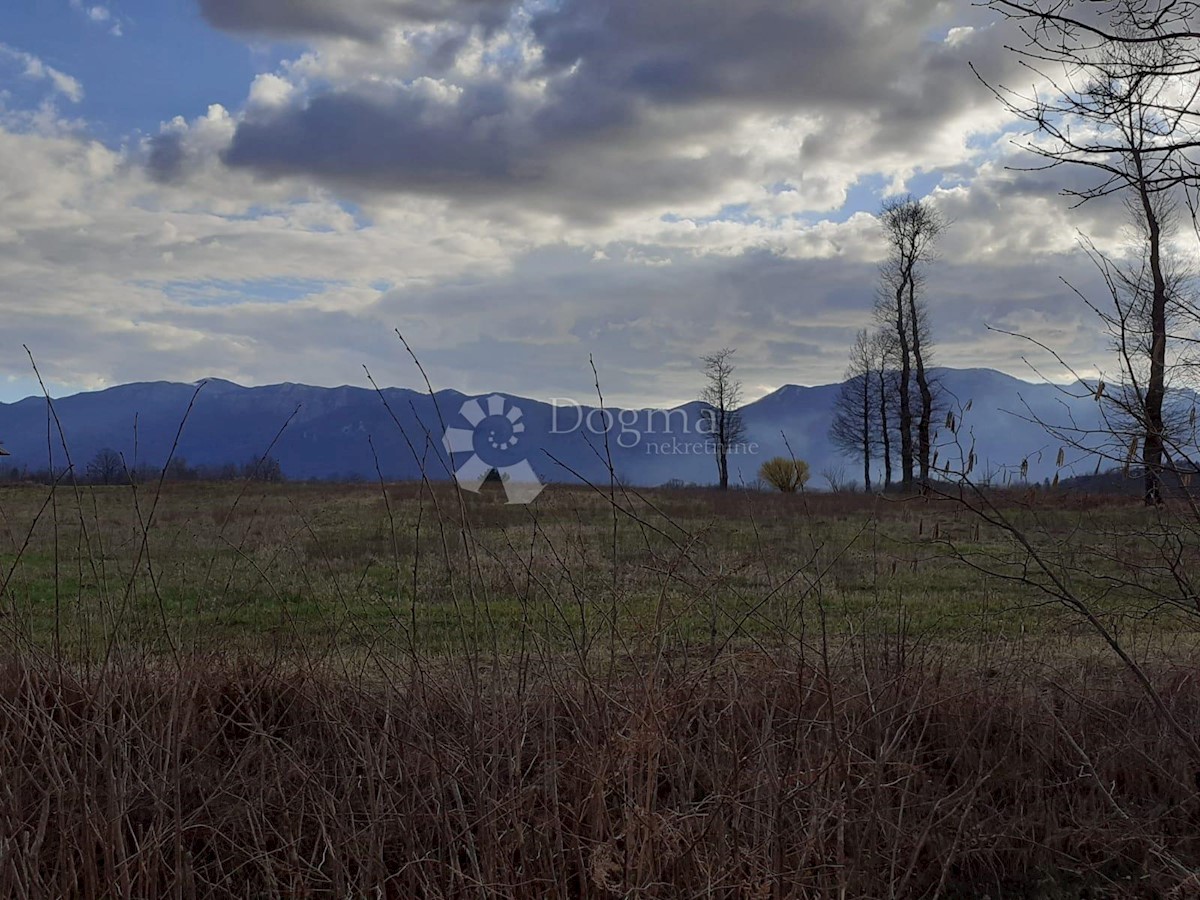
[442,395,545,504]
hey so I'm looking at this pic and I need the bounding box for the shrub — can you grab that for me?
[759,456,810,492]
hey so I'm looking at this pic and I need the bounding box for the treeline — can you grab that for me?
[0,450,285,486]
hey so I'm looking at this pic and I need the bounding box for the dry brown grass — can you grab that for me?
[1,647,1199,898]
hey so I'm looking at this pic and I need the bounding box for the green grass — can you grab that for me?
[0,480,1191,662]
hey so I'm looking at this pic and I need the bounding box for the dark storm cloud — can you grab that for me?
[222,78,743,220]
[214,0,1023,218]
[197,0,514,41]
[529,0,936,108]
[226,86,529,187]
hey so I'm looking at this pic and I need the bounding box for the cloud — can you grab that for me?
[0,97,1133,407]
[221,84,751,223]
[196,0,515,41]
[145,132,187,183]
[68,1,123,36]
[0,44,84,102]
[206,0,1026,228]
[144,105,236,184]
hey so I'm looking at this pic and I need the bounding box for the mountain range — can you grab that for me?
[0,368,1115,488]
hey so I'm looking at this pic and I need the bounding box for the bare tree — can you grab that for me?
[871,330,898,490]
[820,465,855,493]
[700,348,746,491]
[244,455,284,483]
[979,0,1200,502]
[1077,194,1200,491]
[86,448,125,485]
[930,4,1200,786]
[830,330,877,492]
[875,196,945,491]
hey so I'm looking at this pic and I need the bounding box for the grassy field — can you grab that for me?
[3,479,1200,897]
[0,479,1187,662]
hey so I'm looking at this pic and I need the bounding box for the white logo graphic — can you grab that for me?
[442,395,545,504]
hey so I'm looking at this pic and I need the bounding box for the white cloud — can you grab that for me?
[0,44,84,103]
[246,73,296,110]
[68,0,124,36]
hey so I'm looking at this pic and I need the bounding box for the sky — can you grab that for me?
[0,0,1165,407]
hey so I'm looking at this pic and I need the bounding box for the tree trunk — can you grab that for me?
[718,411,730,490]
[894,286,914,490]
[861,383,872,492]
[908,282,933,493]
[1134,158,1166,506]
[878,370,893,489]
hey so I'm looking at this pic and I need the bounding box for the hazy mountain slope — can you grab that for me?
[0,369,1115,487]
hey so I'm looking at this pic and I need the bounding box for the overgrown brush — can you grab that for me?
[0,651,1197,898]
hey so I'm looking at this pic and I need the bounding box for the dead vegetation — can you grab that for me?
[2,648,1200,898]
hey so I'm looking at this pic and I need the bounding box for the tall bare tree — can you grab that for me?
[876,196,945,491]
[700,348,746,491]
[979,0,1200,502]
[830,330,877,491]
[1078,194,1200,492]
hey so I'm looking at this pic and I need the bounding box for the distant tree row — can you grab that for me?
[0,452,285,486]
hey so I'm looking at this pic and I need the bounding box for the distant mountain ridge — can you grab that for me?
[0,368,1115,487]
